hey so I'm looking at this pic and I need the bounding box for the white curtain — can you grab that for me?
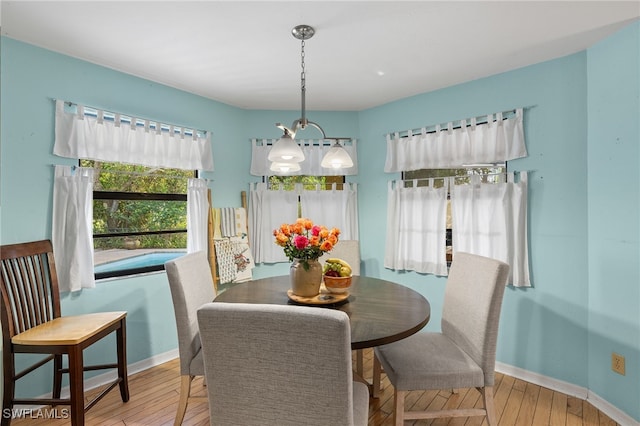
[249,183,300,263]
[187,178,209,253]
[249,182,359,263]
[250,138,358,176]
[384,109,526,172]
[300,183,359,240]
[384,179,449,276]
[54,100,214,171]
[451,172,530,287]
[52,166,95,292]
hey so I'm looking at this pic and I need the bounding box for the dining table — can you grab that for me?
[214,275,431,395]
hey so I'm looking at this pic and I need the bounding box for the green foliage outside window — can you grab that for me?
[80,160,193,250]
[268,175,343,190]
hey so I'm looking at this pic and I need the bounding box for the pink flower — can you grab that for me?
[311,225,321,237]
[293,235,309,250]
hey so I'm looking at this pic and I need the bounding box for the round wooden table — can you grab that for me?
[214,275,431,350]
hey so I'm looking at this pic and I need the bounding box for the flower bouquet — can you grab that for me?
[273,218,340,269]
[274,218,340,297]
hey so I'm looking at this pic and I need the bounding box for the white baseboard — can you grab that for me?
[496,362,638,426]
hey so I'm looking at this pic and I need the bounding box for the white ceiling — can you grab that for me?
[2,1,639,111]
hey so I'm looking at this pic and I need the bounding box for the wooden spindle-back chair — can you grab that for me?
[0,239,129,426]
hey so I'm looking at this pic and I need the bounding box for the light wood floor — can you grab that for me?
[11,348,619,426]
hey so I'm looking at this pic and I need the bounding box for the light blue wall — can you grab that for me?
[1,20,639,421]
[587,22,640,420]
[359,50,592,386]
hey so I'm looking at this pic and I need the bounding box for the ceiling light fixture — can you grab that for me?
[268,24,353,170]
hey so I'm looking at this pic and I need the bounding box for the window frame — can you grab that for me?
[81,160,195,280]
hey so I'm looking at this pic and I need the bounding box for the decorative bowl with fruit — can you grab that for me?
[323,258,353,294]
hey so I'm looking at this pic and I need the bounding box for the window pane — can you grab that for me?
[93,199,187,236]
[268,175,344,190]
[80,160,192,279]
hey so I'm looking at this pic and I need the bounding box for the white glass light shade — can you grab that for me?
[270,161,301,173]
[321,143,354,169]
[267,134,305,162]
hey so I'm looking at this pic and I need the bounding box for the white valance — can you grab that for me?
[250,139,358,176]
[54,100,214,171]
[384,108,526,172]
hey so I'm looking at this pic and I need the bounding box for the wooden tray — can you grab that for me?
[287,289,349,305]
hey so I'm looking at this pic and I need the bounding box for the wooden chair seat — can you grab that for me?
[12,312,126,346]
[1,240,129,426]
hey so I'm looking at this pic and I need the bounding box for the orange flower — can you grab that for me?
[272,218,341,262]
[275,233,289,246]
[320,240,334,252]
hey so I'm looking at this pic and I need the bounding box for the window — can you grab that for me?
[80,160,195,279]
[268,175,344,190]
[403,164,506,263]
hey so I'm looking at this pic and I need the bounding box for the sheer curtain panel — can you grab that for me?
[52,166,95,292]
[384,179,449,275]
[54,100,214,171]
[249,183,300,263]
[187,178,209,253]
[300,183,359,240]
[451,172,530,287]
[250,138,358,176]
[384,109,526,172]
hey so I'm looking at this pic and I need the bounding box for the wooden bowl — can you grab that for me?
[323,275,352,293]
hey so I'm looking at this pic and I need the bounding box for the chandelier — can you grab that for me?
[268,25,354,172]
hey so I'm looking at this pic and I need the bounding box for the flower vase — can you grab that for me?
[290,258,322,297]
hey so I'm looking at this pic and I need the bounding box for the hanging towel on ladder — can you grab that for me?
[220,207,236,237]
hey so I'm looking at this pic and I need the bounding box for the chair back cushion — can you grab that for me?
[0,240,61,340]
[165,251,215,375]
[321,240,361,275]
[441,252,510,386]
[197,302,356,426]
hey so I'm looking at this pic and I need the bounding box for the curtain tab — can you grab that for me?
[96,110,104,124]
[77,105,85,120]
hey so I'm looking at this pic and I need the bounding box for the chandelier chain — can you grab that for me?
[300,38,306,93]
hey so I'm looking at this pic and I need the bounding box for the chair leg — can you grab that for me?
[53,354,63,401]
[355,349,364,378]
[394,389,407,426]
[68,346,85,426]
[2,357,15,426]
[116,320,130,402]
[174,375,194,426]
[482,386,497,425]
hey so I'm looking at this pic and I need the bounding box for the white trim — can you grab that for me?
[587,390,640,426]
[496,362,638,425]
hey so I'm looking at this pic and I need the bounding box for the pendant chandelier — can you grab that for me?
[268,24,354,172]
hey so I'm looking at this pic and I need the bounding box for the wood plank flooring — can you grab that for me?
[11,349,620,425]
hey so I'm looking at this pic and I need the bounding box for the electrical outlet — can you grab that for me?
[612,352,625,375]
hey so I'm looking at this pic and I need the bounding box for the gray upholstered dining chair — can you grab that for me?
[321,239,361,275]
[165,251,216,426]
[373,252,510,426]
[197,302,370,426]
[320,240,367,375]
